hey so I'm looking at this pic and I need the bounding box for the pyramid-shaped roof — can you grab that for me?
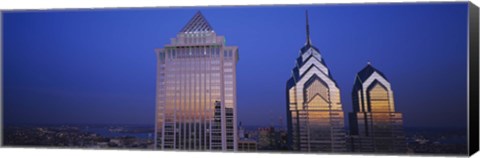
[180,11,214,33]
[356,63,388,82]
[288,10,339,89]
[352,63,389,92]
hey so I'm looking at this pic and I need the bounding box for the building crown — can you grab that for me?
[300,10,320,56]
[357,64,387,82]
[180,11,214,33]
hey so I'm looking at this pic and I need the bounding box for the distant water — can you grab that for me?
[3,123,154,140]
[82,127,153,139]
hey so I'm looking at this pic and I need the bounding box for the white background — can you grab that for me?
[0,0,478,158]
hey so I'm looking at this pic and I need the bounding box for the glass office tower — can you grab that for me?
[154,12,238,151]
[348,63,406,153]
[286,11,346,152]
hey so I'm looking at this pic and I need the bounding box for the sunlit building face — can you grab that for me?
[154,12,238,151]
[349,64,406,153]
[286,11,346,152]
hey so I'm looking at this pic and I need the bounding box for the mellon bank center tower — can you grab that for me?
[154,12,239,151]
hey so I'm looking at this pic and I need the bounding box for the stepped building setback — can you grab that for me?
[286,11,347,152]
[348,63,407,153]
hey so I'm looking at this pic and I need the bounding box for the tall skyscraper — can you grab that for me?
[286,11,346,152]
[348,63,406,153]
[154,11,238,151]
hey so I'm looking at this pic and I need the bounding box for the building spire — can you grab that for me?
[305,10,311,46]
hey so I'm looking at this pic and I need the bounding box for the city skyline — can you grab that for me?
[3,3,469,129]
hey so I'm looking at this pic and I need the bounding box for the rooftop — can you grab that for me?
[179,11,214,33]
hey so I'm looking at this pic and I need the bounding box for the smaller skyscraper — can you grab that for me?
[257,127,276,150]
[238,139,258,152]
[238,122,245,139]
[237,121,258,151]
[348,63,406,153]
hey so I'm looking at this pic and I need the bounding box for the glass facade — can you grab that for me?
[348,64,406,153]
[286,11,346,152]
[155,12,238,151]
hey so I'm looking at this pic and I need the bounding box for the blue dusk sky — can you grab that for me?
[3,2,469,128]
